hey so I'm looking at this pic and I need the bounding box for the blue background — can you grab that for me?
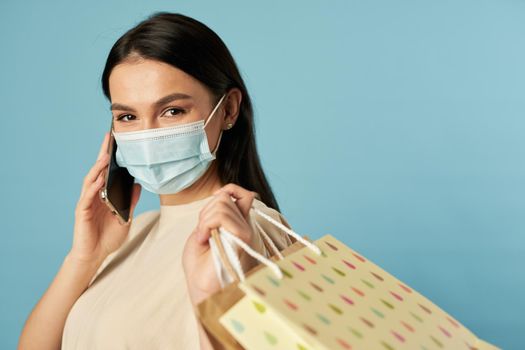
[1,0,523,348]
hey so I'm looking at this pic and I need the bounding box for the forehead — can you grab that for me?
[108,58,209,105]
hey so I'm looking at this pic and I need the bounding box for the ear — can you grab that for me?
[222,88,242,129]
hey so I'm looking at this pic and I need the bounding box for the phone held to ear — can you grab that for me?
[99,120,135,225]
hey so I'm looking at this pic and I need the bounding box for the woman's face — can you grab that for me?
[108,58,226,148]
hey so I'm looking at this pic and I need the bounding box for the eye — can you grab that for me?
[116,114,136,122]
[164,108,185,118]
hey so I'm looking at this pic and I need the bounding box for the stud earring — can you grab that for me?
[226,123,233,130]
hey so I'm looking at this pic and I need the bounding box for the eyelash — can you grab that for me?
[116,108,185,122]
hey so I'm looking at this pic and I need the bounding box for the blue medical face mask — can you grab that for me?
[112,93,227,194]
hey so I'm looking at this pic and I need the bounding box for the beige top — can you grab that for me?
[61,195,293,349]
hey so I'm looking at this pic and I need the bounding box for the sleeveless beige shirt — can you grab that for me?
[61,195,292,349]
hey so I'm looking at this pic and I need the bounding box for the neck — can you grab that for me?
[158,161,224,206]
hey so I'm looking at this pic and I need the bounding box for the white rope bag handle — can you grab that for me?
[209,204,322,286]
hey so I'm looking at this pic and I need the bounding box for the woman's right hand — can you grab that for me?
[68,132,141,265]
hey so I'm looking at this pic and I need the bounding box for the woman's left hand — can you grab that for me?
[182,183,257,306]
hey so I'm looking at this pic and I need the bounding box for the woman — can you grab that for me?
[19,12,293,350]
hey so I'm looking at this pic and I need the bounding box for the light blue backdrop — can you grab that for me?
[1,0,523,348]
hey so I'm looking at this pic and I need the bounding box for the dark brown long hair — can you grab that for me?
[100,12,280,211]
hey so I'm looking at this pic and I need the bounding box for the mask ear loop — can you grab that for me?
[204,93,227,128]
[203,93,228,157]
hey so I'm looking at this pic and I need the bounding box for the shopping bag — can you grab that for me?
[214,208,501,350]
[195,214,307,350]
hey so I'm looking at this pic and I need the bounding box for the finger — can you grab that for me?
[200,190,237,213]
[81,154,109,197]
[199,200,243,239]
[96,132,110,161]
[197,210,245,244]
[198,190,235,220]
[77,167,107,212]
[198,191,242,227]
[202,192,243,222]
[196,192,246,245]
[185,227,212,258]
[197,196,250,242]
[213,183,256,218]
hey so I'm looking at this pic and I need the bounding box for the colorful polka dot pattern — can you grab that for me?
[220,234,496,350]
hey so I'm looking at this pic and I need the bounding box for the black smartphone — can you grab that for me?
[99,120,135,224]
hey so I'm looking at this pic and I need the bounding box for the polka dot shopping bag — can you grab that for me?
[206,206,500,350]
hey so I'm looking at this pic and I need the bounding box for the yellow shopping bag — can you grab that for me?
[214,208,500,350]
[195,230,305,350]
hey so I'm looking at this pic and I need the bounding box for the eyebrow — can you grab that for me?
[109,92,192,112]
